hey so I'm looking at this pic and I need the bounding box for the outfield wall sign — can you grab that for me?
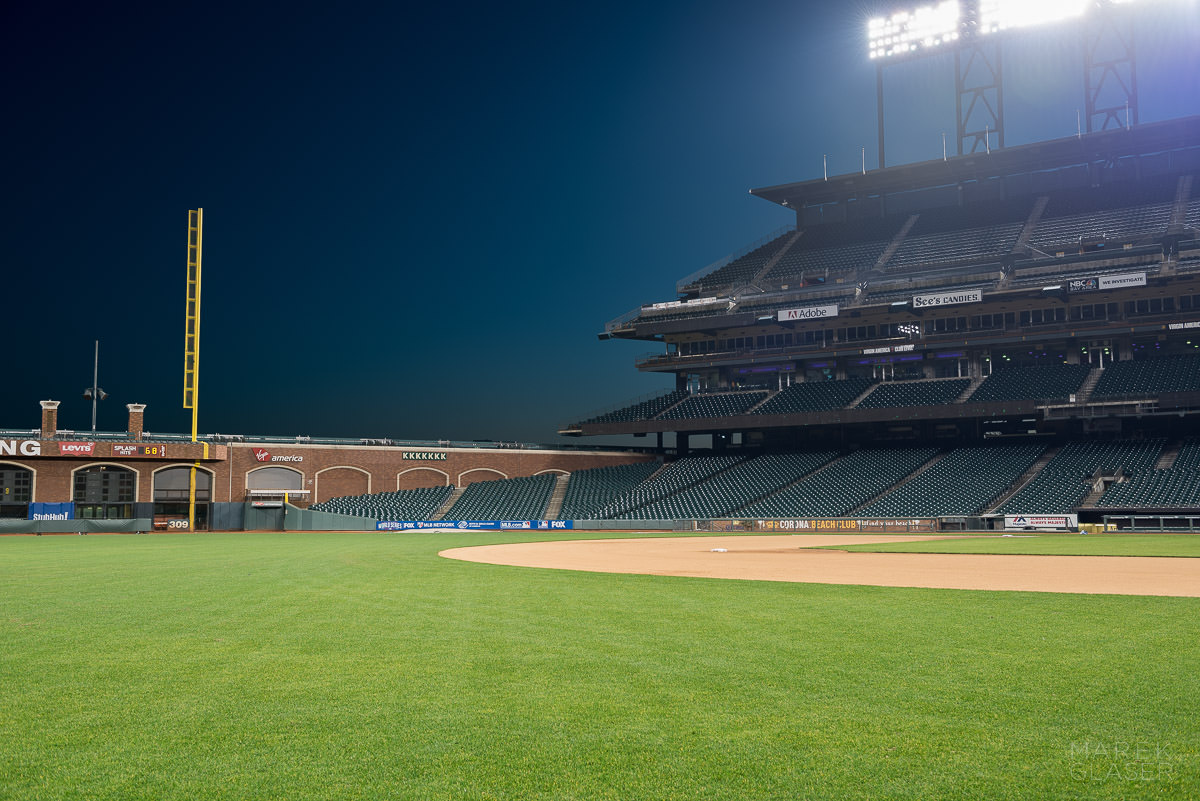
[697,518,937,533]
[378,519,574,531]
[777,304,839,322]
[0,439,40,457]
[58,441,95,456]
[112,444,168,457]
[29,502,74,520]
[912,289,982,309]
[402,452,447,461]
[1004,514,1077,530]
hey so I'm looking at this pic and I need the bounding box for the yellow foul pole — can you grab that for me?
[185,209,203,531]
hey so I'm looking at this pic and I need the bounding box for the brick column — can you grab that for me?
[40,400,60,439]
[127,404,146,439]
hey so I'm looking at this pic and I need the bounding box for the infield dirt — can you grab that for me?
[441,534,1200,597]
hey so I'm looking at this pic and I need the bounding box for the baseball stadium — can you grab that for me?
[3,2,1199,800]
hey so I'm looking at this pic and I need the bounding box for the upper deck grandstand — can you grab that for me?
[563,117,1200,456]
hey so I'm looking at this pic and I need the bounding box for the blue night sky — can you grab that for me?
[3,1,1197,443]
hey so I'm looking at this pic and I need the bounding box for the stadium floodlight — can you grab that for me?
[978,0,1087,34]
[867,0,1155,165]
[980,0,1149,34]
[868,0,961,61]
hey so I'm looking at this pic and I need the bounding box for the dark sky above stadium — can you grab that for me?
[4,1,1198,444]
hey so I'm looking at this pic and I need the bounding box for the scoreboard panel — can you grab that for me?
[111,444,168,457]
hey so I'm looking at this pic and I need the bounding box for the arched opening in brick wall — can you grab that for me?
[397,467,451,490]
[314,466,371,503]
[0,462,34,519]
[457,467,506,487]
[153,466,214,530]
[73,464,139,519]
[246,466,304,491]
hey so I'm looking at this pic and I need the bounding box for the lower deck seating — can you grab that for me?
[596,455,745,519]
[858,443,1046,517]
[997,439,1165,514]
[310,486,454,520]
[557,462,660,520]
[1170,437,1200,472]
[738,447,938,518]
[1095,436,1200,508]
[1097,470,1200,508]
[443,474,557,520]
[625,452,837,520]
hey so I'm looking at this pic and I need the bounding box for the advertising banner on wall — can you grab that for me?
[1068,273,1146,293]
[0,439,41,457]
[1003,514,1078,530]
[696,518,938,533]
[58,442,95,456]
[777,304,839,322]
[912,289,982,309]
[377,520,574,531]
[1098,272,1146,290]
[28,503,74,520]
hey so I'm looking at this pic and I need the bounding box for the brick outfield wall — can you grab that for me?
[2,442,656,505]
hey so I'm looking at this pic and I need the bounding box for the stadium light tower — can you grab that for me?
[868,0,1148,166]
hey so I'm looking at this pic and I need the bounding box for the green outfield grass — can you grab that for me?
[829,533,1200,558]
[1,531,1197,800]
